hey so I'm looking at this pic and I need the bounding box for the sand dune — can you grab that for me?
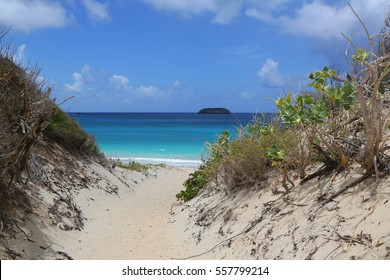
[48,164,198,259]
[3,153,390,260]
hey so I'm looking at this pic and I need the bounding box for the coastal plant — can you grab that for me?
[342,36,390,171]
[206,130,230,160]
[335,5,390,172]
[176,168,208,202]
[272,9,390,188]
[220,133,272,190]
[216,116,299,191]
[115,161,166,173]
[45,108,104,160]
[177,115,300,196]
[177,8,390,199]
[116,161,150,173]
[0,32,52,202]
[275,67,357,176]
[275,93,319,178]
[177,130,232,201]
[0,31,105,206]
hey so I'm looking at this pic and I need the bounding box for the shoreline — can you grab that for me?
[110,156,203,167]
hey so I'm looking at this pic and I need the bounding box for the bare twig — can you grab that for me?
[56,95,74,107]
[178,202,273,260]
[348,3,372,48]
[309,172,372,221]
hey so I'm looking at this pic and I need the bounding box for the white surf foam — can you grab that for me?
[115,157,202,167]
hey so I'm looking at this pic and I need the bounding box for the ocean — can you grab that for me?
[70,112,257,166]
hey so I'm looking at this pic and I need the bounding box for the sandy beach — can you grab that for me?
[44,160,389,260]
[45,164,198,259]
[1,140,390,261]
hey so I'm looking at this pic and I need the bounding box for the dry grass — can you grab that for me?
[0,35,52,203]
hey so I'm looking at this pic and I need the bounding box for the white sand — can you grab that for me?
[49,164,198,259]
[39,161,390,260]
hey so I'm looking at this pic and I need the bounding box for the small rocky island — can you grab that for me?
[198,107,231,114]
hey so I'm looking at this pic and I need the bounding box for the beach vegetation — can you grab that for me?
[176,119,299,200]
[0,31,104,205]
[267,6,390,192]
[176,131,231,202]
[218,119,299,191]
[115,160,166,173]
[44,108,104,160]
[179,7,390,198]
[0,31,53,203]
[176,168,208,202]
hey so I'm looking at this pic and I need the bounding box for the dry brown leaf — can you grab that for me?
[376,240,385,247]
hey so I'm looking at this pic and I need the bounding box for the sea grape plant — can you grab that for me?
[271,37,390,191]
[271,65,359,187]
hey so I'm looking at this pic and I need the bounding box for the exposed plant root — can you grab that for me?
[179,201,273,260]
[309,171,372,221]
[299,165,334,185]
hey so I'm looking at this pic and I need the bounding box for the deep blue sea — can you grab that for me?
[70,112,257,166]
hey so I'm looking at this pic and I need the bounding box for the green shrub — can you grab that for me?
[176,117,300,199]
[116,161,149,172]
[44,108,104,159]
[176,168,208,202]
[176,131,232,202]
[220,136,269,189]
[220,121,299,191]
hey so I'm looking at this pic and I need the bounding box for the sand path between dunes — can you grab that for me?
[51,165,197,260]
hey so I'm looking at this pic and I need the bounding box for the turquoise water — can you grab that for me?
[70,113,256,166]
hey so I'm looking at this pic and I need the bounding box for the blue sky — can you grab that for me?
[1,0,388,112]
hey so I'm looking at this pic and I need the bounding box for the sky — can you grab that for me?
[0,0,389,112]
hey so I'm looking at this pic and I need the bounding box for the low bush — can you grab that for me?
[176,168,208,202]
[44,108,104,160]
[115,161,165,172]
[0,34,52,201]
[176,117,300,201]
[0,31,105,203]
[221,119,300,191]
[176,131,231,202]
[177,8,390,199]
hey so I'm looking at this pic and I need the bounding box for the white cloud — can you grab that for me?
[251,0,389,41]
[0,0,70,32]
[109,73,170,100]
[142,0,293,24]
[142,0,215,17]
[137,85,160,96]
[64,64,94,93]
[245,8,275,23]
[212,0,241,24]
[64,72,83,92]
[81,64,94,81]
[110,74,130,90]
[81,0,110,22]
[279,1,355,40]
[258,58,284,88]
[141,0,388,39]
[249,0,292,10]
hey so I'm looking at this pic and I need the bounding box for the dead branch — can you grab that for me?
[178,201,273,260]
[309,171,372,221]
